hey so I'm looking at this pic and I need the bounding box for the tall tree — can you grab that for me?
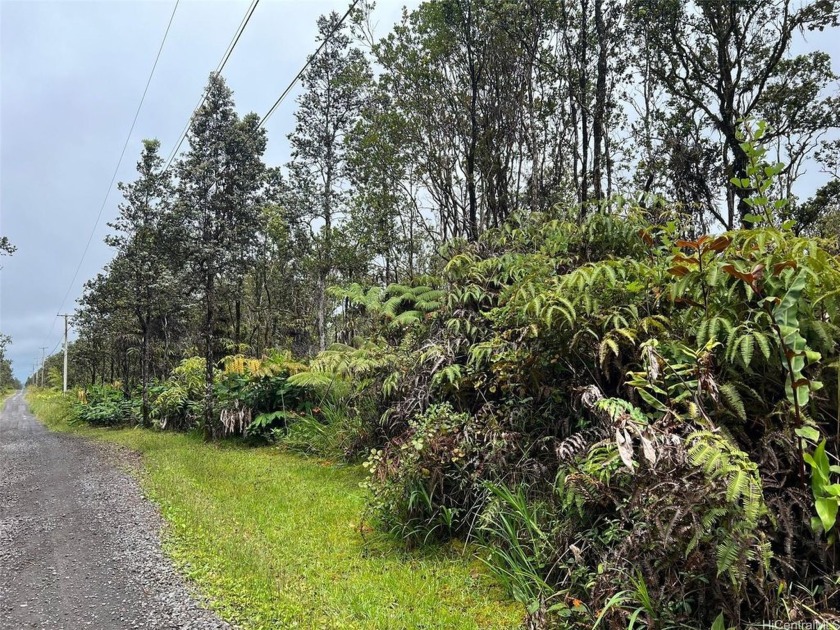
[107,139,176,425]
[175,73,267,436]
[630,0,839,228]
[286,13,371,350]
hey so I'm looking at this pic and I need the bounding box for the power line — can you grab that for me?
[162,0,261,172]
[44,0,360,362]
[50,0,181,336]
[258,0,361,129]
[45,0,261,357]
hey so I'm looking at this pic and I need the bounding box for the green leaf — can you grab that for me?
[711,612,726,630]
[795,426,821,444]
[815,497,838,533]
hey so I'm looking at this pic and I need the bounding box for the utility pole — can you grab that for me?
[58,314,70,393]
[38,347,47,388]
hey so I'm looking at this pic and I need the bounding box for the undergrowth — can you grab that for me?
[62,135,840,628]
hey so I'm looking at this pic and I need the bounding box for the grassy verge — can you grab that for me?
[0,389,15,405]
[26,388,521,630]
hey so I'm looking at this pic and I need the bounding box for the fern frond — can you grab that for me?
[719,383,746,420]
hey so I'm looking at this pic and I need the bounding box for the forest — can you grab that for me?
[25,0,840,627]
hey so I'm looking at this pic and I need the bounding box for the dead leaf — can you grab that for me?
[640,429,657,466]
[616,427,635,471]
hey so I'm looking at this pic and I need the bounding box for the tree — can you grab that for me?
[286,13,371,350]
[175,73,267,436]
[0,334,21,391]
[107,139,177,425]
[0,237,15,258]
[630,0,839,228]
[0,241,17,389]
[345,84,431,285]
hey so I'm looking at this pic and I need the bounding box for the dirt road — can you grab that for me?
[0,391,231,629]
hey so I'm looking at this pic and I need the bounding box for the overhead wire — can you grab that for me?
[161,0,261,172]
[48,0,181,341]
[43,0,361,363]
[258,0,361,129]
[44,0,261,358]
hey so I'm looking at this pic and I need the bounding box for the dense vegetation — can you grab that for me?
[26,0,840,628]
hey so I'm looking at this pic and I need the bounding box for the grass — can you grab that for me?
[0,388,15,405]
[26,388,522,630]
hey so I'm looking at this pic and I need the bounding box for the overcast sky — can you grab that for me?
[0,0,418,381]
[0,1,837,383]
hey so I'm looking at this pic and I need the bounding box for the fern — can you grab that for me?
[719,383,747,420]
[686,430,767,582]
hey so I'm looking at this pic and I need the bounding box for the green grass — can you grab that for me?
[26,389,522,630]
[0,388,15,405]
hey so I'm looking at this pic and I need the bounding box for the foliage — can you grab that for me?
[357,179,840,627]
[150,357,206,430]
[216,351,312,438]
[74,383,137,426]
[363,403,482,545]
[32,0,840,624]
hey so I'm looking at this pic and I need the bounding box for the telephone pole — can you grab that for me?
[58,314,70,393]
[38,347,47,388]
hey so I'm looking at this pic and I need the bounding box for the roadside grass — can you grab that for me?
[26,388,522,630]
[0,389,15,405]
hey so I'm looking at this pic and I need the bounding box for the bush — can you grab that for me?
[364,403,491,545]
[353,185,840,627]
[75,384,137,426]
[216,351,313,439]
[150,357,205,430]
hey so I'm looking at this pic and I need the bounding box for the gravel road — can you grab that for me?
[0,391,232,629]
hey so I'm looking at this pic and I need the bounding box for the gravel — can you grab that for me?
[0,391,233,629]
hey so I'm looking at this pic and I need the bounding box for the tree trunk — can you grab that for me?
[592,0,607,202]
[203,269,215,440]
[141,320,150,427]
[317,273,327,352]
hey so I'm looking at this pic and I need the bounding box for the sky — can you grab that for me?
[0,1,837,383]
[0,0,418,382]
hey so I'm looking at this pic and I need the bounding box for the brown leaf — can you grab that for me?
[640,428,658,466]
[721,264,754,285]
[704,235,732,253]
[676,239,700,250]
[672,254,700,265]
[773,260,797,276]
[616,427,635,471]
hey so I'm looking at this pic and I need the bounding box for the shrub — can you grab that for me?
[364,403,489,545]
[150,357,205,430]
[352,180,840,627]
[75,384,137,426]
